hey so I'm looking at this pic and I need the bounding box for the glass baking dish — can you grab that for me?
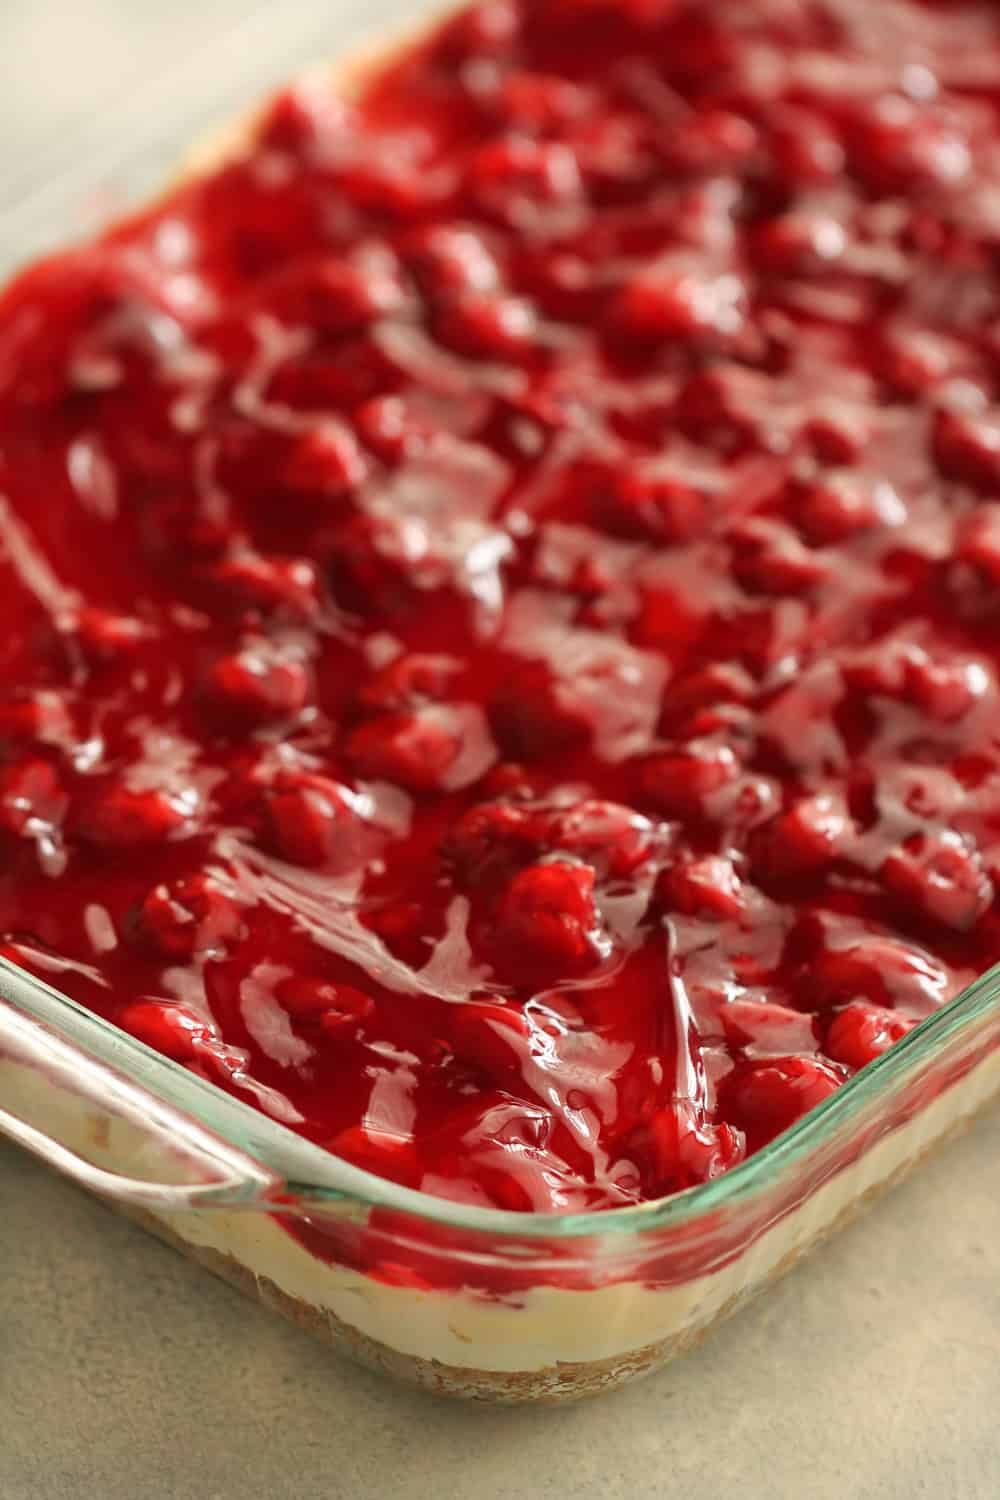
[3,0,1000,1407]
[2,955,999,1402]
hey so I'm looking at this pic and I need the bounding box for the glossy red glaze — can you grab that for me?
[3,0,1000,1222]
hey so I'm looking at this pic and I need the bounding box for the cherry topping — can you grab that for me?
[546,800,658,878]
[792,474,905,545]
[848,96,970,192]
[1,0,999,1228]
[68,608,149,665]
[824,1002,917,1072]
[751,794,852,882]
[607,467,706,543]
[494,859,605,977]
[770,110,845,186]
[932,408,1000,492]
[729,518,830,596]
[210,553,321,619]
[262,255,408,333]
[357,654,460,713]
[203,644,312,726]
[656,854,744,921]
[135,873,246,959]
[276,975,375,1032]
[808,933,950,1014]
[404,225,503,300]
[353,395,437,464]
[467,136,584,229]
[76,784,198,849]
[449,1001,531,1076]
[952,505,1000,593]
[447,796,656,887]
[639,745,741,818]
[721,1000,817,1058]
[751,213,847,275]
[490,661,591,758]
[282,423,370,497]
[264,773,368,869]
[327,1125,420,1188]
[726,1056,845,1152]
[0,760,67,837]
[881,831,994,932]
[0,693,73,749]
[633,1100,746,1193]
[119,1000,217,1063]
[346,708,466,792]
[613,265,747,346]
[258,82,353,157]
[437,294,538,361]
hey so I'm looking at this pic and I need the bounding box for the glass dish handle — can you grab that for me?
[0,996,285,1211]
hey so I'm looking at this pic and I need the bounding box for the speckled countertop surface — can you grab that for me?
[1,5,999,1495]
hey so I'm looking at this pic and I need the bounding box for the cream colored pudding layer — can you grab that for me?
[3,1044,999,1374]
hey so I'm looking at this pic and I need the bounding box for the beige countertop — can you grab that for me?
[3,1114,999,1499]
[1,4,999,1495]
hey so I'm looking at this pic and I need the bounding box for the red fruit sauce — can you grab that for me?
[2,0,1000,1217]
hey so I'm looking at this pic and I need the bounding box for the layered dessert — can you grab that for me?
[3,0,1000,1398]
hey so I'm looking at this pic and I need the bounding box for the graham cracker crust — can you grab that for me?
[109,1093,998,1404]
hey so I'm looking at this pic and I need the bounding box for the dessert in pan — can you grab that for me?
[2,0,1000,1400]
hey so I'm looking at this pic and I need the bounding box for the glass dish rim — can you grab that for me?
[3,953,999,1243]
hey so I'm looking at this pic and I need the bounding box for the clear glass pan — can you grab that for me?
[2,0,1000,1404]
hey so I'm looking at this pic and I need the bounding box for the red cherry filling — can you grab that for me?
[76,784,199,849]
[277,976,375,1033]
[0,760,68,837]
[881,832,994,932]
[134,873,246,959]
[346,706,475,792]
[0,0,998,1233]
[119,1000,219,1063]
[656,855,745,921]
[263,772,370,869]
[824,1003,918,1073]
[492,859,607,980]
[725,1056,846,1153]
[202,643,312,726]
[627,1100,747,1196]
